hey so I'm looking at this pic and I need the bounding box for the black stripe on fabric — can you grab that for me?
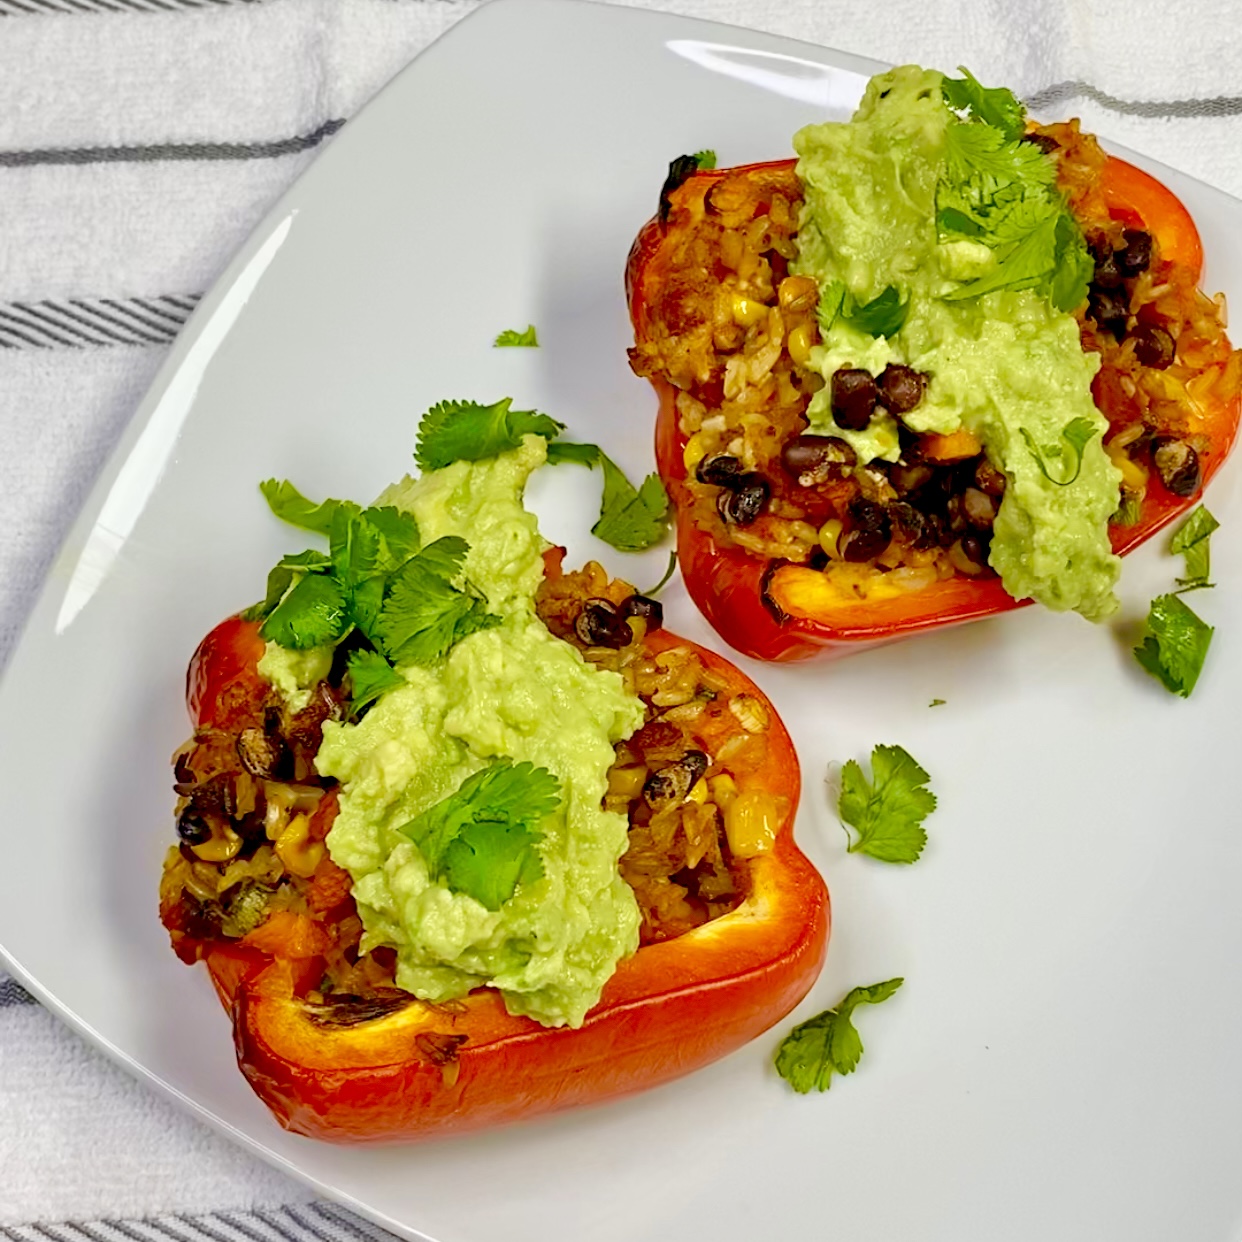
[0,1209,397,1242]
[0,295,200,348]
[0,118,344,167]
[0,0,261,11]
[0,974,35,1005]
[1027,79,1242,119]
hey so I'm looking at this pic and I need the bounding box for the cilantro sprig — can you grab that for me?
[1171,504,1219,592]
[693,149,717,170]
[775,978,904,1093]
[837,744,936,864]
[399,760,560,910]
[494,325,539,347]
[1019,416,1099,487]
[546,440,671,552]
[817,281,908,339]
[936,68,1092,312]
[1134,593,1214,698]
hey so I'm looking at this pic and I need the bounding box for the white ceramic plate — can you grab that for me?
[3,2,1241,1239]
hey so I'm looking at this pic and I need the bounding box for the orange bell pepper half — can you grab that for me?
[626,157,1240,663]
[182,617,828,1143]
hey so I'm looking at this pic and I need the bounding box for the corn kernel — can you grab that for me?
[192,825,243,864]
[787,323,814,367]
[818,519,844,560]
[686,778,709,805]
[275,812,324,878]
[709,773,738,806]
[683,430,710,477]
[724,790,780,858]
[731,293,768,327]
[607,765,647,800]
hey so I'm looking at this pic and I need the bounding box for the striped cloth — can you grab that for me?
[3,0,1242,1234]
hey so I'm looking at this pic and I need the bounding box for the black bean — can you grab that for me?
[891,462,934,496]
[1020,132,1060,154]
[841,526,891,562]
[807,546,830,570]
[236,727,284,779]
[831,368,879,431]
[780,434,856,484]
[575,599,634,649]
[717,473,770,525]
[1089,287,1129,341]
[1152,438,1202,497]
[696,454,745,487]
[876,364,928,415]
[848,497,889,532]
[643,750,710,806]
[619,594,664,631]
[974,457,1007,497]
[1090,236,1124,291]
[958,534,991,568]
[1117,229,1153,278]
[176,809,212,846]
[962,487,997,529]
[889,501,929,548]
[1133,323,1175,369]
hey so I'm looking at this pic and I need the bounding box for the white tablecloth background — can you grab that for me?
[2,0,1241,1233]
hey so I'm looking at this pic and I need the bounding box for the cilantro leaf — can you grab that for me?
[240,563,296,622]
[260,572,349,650]
[840,285,908,338]
[415,398,563,471]
[376,538,499,665]
[775,978,904,1093]
[545,440,671,552]
[546,440,602,467]
[361,505,421,572]
[693,149,717,170]
[593,455,671,552]
[1019,416,1099,487]
[1048,212,1094,312]
[346,648,406,714]
[1134,593,1214,698]
[941,67,1025,140]
[494,325,539,348]
[399,760,561,910]
[838,744,935,863]
[259,479,355,537]
[1171,504,1219,590]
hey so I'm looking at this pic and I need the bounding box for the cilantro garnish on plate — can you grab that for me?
[547,440,671,552]
[494,324,539,348]
[837,744,936,864]
[415,398,563,471]
[399,760,561,910]
[775,978,904,1093]
[1171,504,1219,592]
[1134,593,1214,698]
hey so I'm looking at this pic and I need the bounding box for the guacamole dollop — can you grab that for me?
[267,437,645,1028]
[792,65,1122,621]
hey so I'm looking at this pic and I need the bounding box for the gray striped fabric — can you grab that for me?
[0,0,263,14]
[0,296,200,348]
[0,973,35,1006]
[0,1203,395,1242]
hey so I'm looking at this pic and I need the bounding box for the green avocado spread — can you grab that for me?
[261,437,645,1027]
[792,65,1122,621]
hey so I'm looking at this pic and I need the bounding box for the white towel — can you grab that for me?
[3,0,1242,1232]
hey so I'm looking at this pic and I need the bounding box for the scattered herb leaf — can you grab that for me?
[775,978,904,1093]
[1134,593,1214,698]
[693,149,718,170]
[494,325,539,348]
[260,572,349,650]
[399,760,561,910]
[259,479,354,537]
[346,648,406,714]
[837,744,936,864]
[817,280,907,338]
[1170,504,1219,591]
[940,67,1025,139]
[929,698,946,707]
[1019,416,1098,487]
[546,440,671,552]
[414,398,563,471]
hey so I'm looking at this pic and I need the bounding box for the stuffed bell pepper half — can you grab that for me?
[627,65,1241,661]
[158,418,828,1143]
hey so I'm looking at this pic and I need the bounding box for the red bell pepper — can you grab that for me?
[180,616,828,1143]
[627,157,1241,663]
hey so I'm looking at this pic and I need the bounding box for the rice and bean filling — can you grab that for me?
[628,124,1237,597]
[159,566,769,1000]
